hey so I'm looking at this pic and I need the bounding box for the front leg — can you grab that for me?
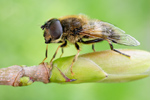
[49,41,76,82]
[40,41,64,64]
[41,44,49,64]
[50,41,67,66]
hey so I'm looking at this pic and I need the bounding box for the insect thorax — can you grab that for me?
[60,17,86,43]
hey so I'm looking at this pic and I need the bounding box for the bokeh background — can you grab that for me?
[0,0,150,100]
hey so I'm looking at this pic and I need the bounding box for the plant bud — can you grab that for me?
[50,49,150,83]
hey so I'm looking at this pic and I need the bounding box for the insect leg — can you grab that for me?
[50,45,61,66]
[55,66,76,82]
[49,41,76,82]
[92,44,96,52]
[60,41,67,58]
[70,43,81,75]
[60,48,64,58]
[107,40,130,57]
[41,44,48,64]
[79,38,104,52]
[49,41,67,66]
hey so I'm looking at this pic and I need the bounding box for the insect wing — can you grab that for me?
[81,20,140,46]
[109,34,140,46]
[91,21,140,46]
[107,25,140,46]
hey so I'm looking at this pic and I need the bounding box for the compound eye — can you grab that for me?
[49,20,63,40]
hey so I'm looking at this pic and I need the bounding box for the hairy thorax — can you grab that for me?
[59,15,88,43]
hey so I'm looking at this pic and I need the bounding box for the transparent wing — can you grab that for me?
[106,24,140,46]
[109,34,140,46]
[82,20,140,46]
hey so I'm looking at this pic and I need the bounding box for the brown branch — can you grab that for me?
[0,63,50,86]
[0,49,150,87]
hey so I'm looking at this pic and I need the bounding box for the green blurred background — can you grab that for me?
[0,0,150,100]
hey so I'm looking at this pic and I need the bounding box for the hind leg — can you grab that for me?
[107,40,130,57]
[79,38,104,52]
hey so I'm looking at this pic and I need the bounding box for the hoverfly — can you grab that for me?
[41,14,140,75]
